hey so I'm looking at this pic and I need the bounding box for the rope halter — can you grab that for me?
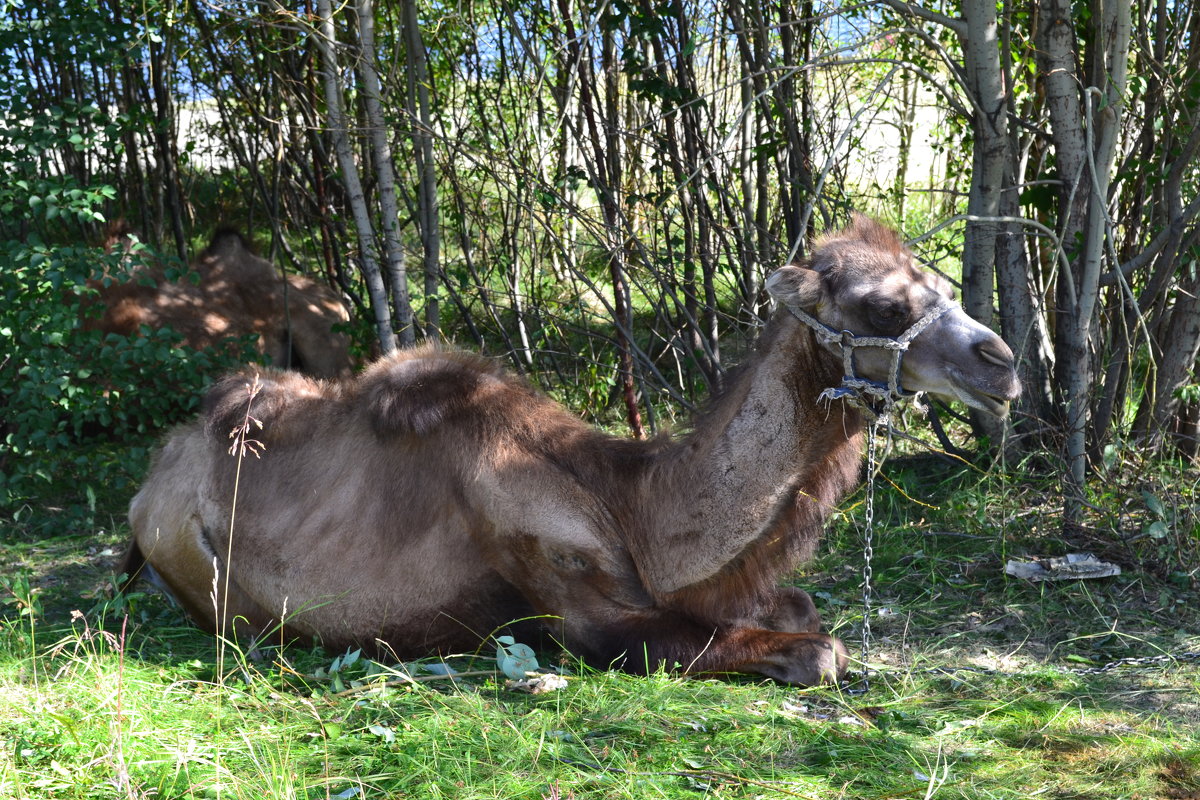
[784,297,954,414]
[785,294,952,693]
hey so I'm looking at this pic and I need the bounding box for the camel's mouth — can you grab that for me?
[930,360,1020,419]
[971,391,1012,419]
[939,383,1013,419]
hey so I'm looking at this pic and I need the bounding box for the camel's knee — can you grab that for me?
[755,586,821,633]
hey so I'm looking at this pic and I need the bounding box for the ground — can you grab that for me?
[2,451,1198,799]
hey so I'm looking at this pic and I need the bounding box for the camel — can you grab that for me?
[86,226,353,379]
[121,215,1020,685]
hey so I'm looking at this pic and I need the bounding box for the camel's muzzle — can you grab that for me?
[784,299,954,409]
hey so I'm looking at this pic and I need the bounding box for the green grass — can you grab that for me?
[3,450,1199,800]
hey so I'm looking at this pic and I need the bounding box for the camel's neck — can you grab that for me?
[633,311,865,595]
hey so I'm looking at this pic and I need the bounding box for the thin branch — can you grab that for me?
[878,0,966,38]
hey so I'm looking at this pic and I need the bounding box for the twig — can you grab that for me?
[328,669,502,697]
[922,531,991,540]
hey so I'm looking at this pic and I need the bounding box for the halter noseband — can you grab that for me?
[784,299,953,411]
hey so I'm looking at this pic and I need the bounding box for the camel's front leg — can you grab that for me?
[576,611,848,686]
[699,587,846,683]
[742,586,822,633]
[713,628,848,685]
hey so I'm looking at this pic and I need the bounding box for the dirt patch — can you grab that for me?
[1161,757,1200,799]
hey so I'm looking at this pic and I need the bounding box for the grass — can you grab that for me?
[2,446,1199,799]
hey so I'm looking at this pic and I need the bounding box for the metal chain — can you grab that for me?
[846,406,1200,695]
[853,412,890,695]
[785,300,1200,692]
[1063,650,1200,675]
[860,422,877,680]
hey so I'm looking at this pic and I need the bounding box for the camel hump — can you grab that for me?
[202,369,324,443]
[196,228,279,287]
[103,218,134,248]
[364,349,511,438]
[203,228,255,258]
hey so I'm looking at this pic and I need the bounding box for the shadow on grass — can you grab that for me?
[4,453,1200,800]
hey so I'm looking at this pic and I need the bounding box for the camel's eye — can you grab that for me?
[868,302,908,335]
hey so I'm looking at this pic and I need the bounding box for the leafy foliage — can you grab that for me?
[0,4,253,525]
[0,236,251,525]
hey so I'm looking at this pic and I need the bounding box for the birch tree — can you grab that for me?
[401,0,440,340]
[1039,0,1132,513]
[356,0,416,345]
[314,0,397,353]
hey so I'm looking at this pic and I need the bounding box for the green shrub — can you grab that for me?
[0,236,253,530]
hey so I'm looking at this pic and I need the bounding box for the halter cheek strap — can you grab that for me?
[784,299,953,410]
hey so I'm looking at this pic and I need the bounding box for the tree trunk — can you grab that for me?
[949,0,1014,446]
[402,0,441,340]
[894,70,915,222]
[147,33,187,262]
[601,24,645,438]
[1036,0,1089,502]
[301,0,342,290]
[959,0,1006,331]
[1147,272,1200,452]
[357,0,416,346]
[1034,0,1131,518]
[314,0,396,353]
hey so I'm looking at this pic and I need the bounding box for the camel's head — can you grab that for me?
[765,215,1020,417]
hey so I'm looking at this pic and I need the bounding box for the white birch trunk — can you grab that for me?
[315,0,397,353]
[959,0,1007,330]
[356,0,416,346]
[402,0,440,339]
[1037,0,1131,514]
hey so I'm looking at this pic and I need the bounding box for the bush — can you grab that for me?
[0,236,251,530]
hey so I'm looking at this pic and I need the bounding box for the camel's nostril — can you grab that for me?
[976,337,1014,369]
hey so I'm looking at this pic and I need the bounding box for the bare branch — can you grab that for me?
[878,0,966,38]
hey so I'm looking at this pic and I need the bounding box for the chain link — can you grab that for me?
[856,414,886,695]
[1064,650,1200,675]
[846,406,1200,695]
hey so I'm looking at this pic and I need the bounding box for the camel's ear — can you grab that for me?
[765,265,824,312]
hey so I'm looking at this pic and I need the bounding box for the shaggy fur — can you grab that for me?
[121,216,1020,685]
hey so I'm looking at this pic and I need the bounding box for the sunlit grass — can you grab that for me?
[2,602,1197,799]
[3,447,1199,799]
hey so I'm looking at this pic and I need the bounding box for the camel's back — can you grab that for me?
[131,348,581,649]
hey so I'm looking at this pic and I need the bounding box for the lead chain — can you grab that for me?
[857,414,887,694]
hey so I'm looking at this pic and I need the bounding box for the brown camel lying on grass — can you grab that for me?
[86,227,353,379]
[121,216,1020,685]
